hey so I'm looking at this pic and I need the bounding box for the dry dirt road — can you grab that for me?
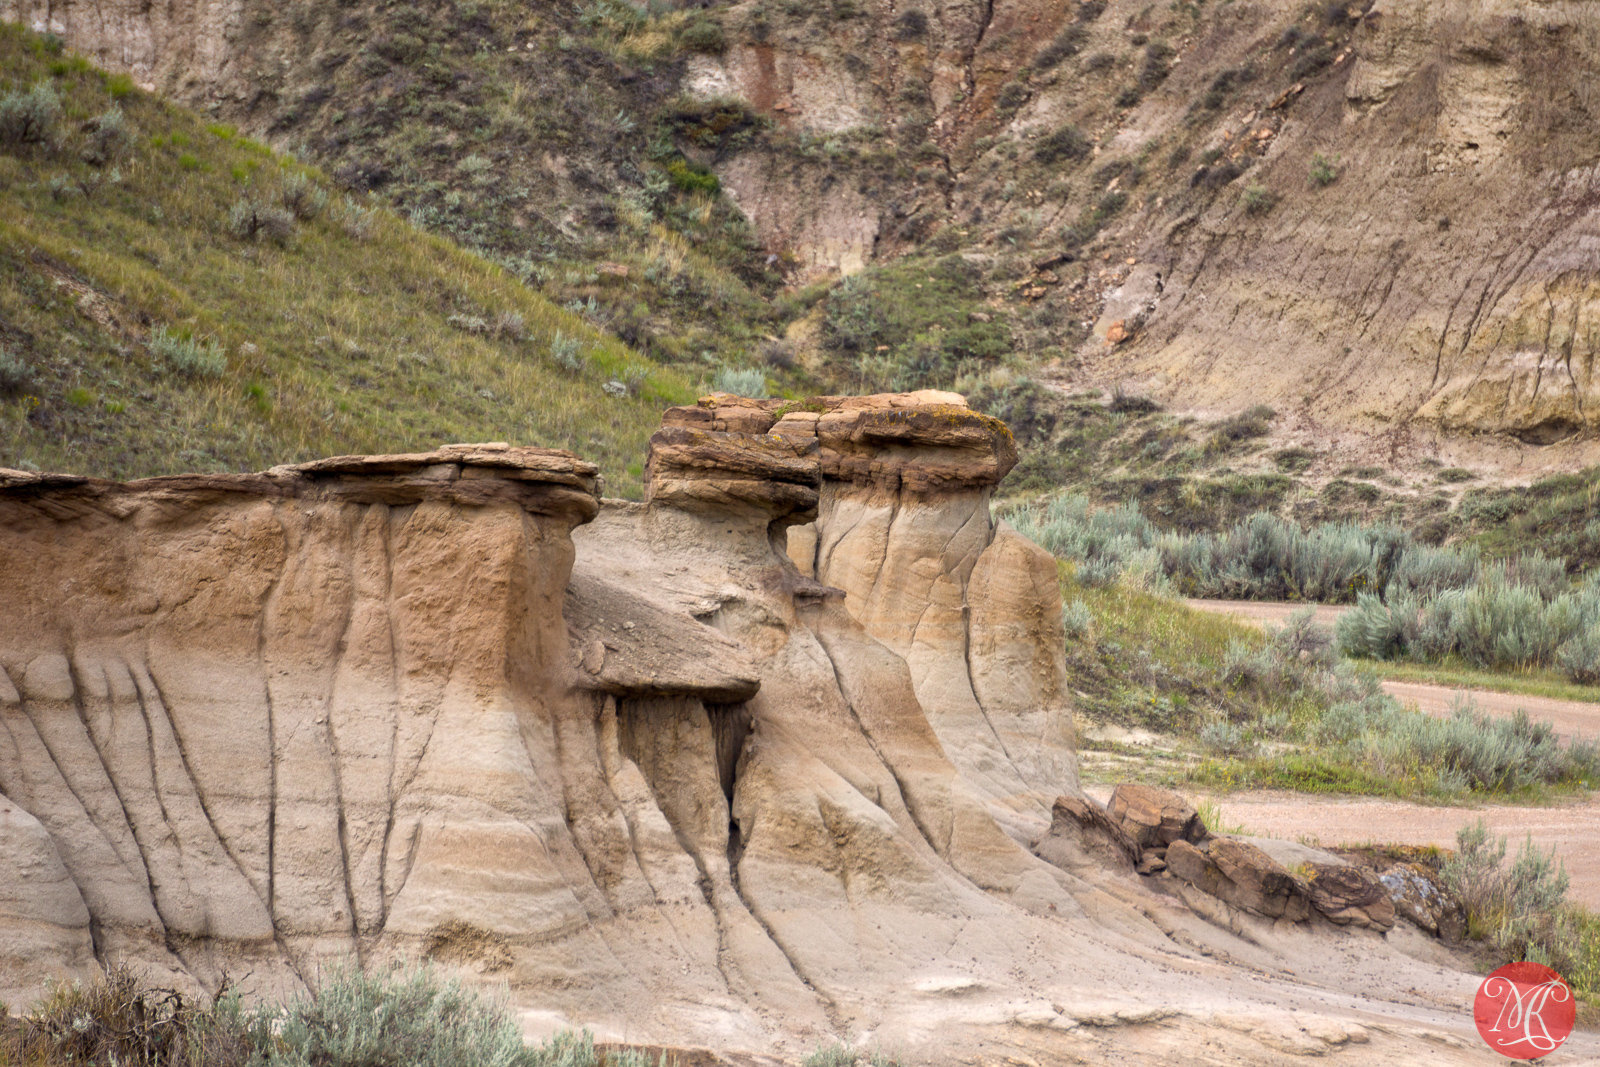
[1155,599,1600,909]
[1187,599,1600,742]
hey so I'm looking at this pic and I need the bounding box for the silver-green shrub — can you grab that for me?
[1443,819,1585,971]
[280,171,329,221]
[150,326,227,378]
[81,107,137,166]
[712,366,768,398]
[0,346,36,394]
[266,962,535,1067]
[550,330,585,374]
[1061,599,1093,638]
[0,82,61,146]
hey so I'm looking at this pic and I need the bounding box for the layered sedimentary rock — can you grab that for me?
[0,446,602,1007]
[0,398,1581,1064]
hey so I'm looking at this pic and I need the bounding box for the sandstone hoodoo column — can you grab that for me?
[559,391,1108,1049]
[775,392,1079,842]
[0,447,602,1004]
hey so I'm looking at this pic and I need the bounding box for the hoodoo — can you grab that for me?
[0,395,1587,1064]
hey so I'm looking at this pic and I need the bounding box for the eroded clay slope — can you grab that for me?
[1,402,1589,1064]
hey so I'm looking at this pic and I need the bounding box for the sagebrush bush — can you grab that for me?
[81,107,136,166]
[334,196,377,239]
[712,366,767,398]
[1443,820,1598,986]
[1339,696,1599,792]
[800,1044,900,1067]
[1200,719,1253,756]
[1017,490,1600,680]
[1012,495,1431,603]
[549,330,585,374]
[1339,567,1600,676]
[150,326,227,378]
[280,172,328,220]
[0,81,61,146]
[0,346,36,394]
[228,197,295,244]
[271,962,530,1067]
[1062,598,1094,639]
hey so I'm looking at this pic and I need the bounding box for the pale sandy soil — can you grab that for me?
[1186,599,1600,741]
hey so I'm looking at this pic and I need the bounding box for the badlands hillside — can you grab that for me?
[2,3,1600,1063]
[11,0,1600,456]
[3,391,1583,1065]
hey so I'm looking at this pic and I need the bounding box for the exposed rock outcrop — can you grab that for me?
[1106,784,1210,852]
[0,396,1574,1063]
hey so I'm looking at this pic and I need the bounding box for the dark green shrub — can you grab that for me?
[680,15,727,53]
[373,31,427,64]
[1290,44,1335,80]
[1323,0,1358,27]
[1272,446,1316,472]
[1115,85,1142,108]
[968,374,1058,445]
[1308,152,1339,187]
[1138,40,1174,90]
[1109,386,1160,414]
[1034,124,1090,165]
[665,158,719,193]
[994,80,1031,119]
[1241,184,1276,215]
[1033,22,1089,69]
[1095,190,1128,218]
[891,9,929,39]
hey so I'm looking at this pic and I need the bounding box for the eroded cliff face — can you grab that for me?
[0,447,603,1005]
[0,399,1582,1064]
[13,0,1600,445]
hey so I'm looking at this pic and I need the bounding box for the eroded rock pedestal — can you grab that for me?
[0,398,1566,1065]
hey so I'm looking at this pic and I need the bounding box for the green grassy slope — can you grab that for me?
[0,25,695,495]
